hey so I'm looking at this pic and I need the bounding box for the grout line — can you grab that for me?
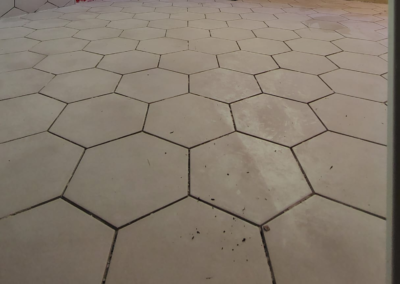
[102,230,118,284]
[260,228,277,284]
[290,148,316,193]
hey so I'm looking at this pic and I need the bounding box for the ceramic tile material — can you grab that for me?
[337,28,387,41]
[134,12,169,20]
[99,50,159,74]
[0,27,33,39]
[286,38,341,56]
[145,94,234,147]
[265,20,306,30]
[166,27,209,40]
[207,12,241,21]
[137,37,188,54]
[0,134,82,218]
[106,198,272,284]
[0,200,113,283]
[265,196,385,284]
[172,12,205,20]
[65,133,188,227]
[295,28,343,41]
[0,37,39,54]
[238,38,290,55]
[211,28,254,41]
[60,12,99,21]
[189,19,228,29]
[117,68,188,103]
[51,94,147,147]
[241,12,276,21]
[256,69,332,103]
[218,51,278,75]
[84,37,138,55]
[27,27,78,41]
[160,51,218,74]
[191,133,311,224]
[121,27,165,40]
[74,27,122,40]
[227,19,267,30]
[189,37,239,55]
[294,132,386,217]
[30,38,88,55]
[149,19,187,29]
[333,38,387,56]
[66,19,109,30]
[254,27,299,41]
[311,94,387,145]
[191,68,260,103]
[328,52,387,75]
[232,95,325,147]
[25,19,70,30]
[0,51,44,73]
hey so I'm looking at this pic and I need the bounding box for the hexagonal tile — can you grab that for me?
[89,6,122,14]
[328,52,387,75]
[256,69,333,103]
[0,27,33,40]
[251,7,284,14]
[121,27,165,40]
[0,94,64,144]
[98,12,133,21]
[211,28,255,41]
[117,69,188,102]
[218,51,278,75]
[25,19,70,30]
[0,18,29,29]
[155,6,187,14]
[27,27,78,41]
[99,50,159,74]
[274,51,337,75]
[311,94,387,145]
[295,28,343,41]
[148,19,187,29]
[220,7,252,14]
[35,51,102,74]
[227,19,267,30]
[238,38,290,55]
[254,27,299,41]
[42,68,120,103]
[59,12,99,21]
[74,27,122,40]
[321,69,387,102]
[188,7,219,13]
[287,38,341,56]
[189,38,239,55]
[191,133,311,224]
[66,19,109,30]
[84,38,138,55]
[30,38,89,55]
[333,38,387,55]
[265,196,385,284]
[0,51,44,73]
[303,19,345,30]
[160,50,217,74]
[265,20,306,30]
[0,199,113,282]
[107,198,272,283]
[337,28,387,41]
[0,69,54,100]
[294,132,386,216]
[51,94,147,147]
[240,12,277,21]
[134,12,170,20]
[0,38,39,54]
[123,6,155,14]
[344,7,380,15]
[65,133,188,227]
[22,11,62,20]
[137,37,188,54]
[107,18,148,29]
[145,94,233,147]
[171,12,205,20]
[166,27,209,40]
[232,95,325,146]
[207,12,241,21]
[191,69,260,103]
[189,19,228,29]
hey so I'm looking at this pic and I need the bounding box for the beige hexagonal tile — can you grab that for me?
[23,11,62,20]
[0,27,33,40]
[333,38,387,56]
[191,133,311,224]
[265,20,306,30]
[294,132,386,216]
[27,27,78,41]
[0,94,64,144]
[117,68,188,102]
[30,38,89,55]
[155,6,187,14]
[35,51,102,74]
[232,95,325,146]
[107,18,148,29]
[0,199,113,282]
[337,28,387,41]
[218,51,278,75]
[84,38,138,55]
[137,37,188,54]
[311,94,387,144]
[25,19,70,30]
[344,8,380,15]
[99,50,159,74]
[227,19,267,30]
[276,12,311,22]
[274,51,337,75]
[295,28,343,41]
[0,18,29,29]
[190,38,239,55]
[220,7,252,14]
[42,68,120,103]
[120,27,165,40]
[59,12,99,21]
[287,38,341,56]
[123,7,155,14]
[65,133,188,227]
[254,27,299,41]
[191,68,260,103]
[188,7,219,13]
[0,69,53,100]
[74,27,122,40]
[207,12,241,21]
[240,12,277,21]
[283,7,317,14]
[89,6,122,14]
[98,12,133,21]
[66,19,109,30]
[51,94,147,147]
[148,19,187,29]
[321,69,387,102]
[160,50,217,74]
[256,69,333,103]
[0,38,39,54]
[145,94,233,147]
[134,12,169,20]
[328,52,387,75]
[0,51,44,73]
[238,38,290,55]
[189,19,228,29]
[251,7,284,14]
[166,27,209,40]
[211,28,254,41]
[265,196,385,284]
[172,12,206,20]
[106,198,272,284]
[303,19,345,30]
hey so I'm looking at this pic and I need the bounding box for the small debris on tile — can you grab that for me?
[211,198,215,201]
[242,238,246,242]
[263,225,270,232]
[330,166,333,170]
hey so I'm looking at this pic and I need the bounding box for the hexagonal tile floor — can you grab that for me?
[0,1,388,284]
